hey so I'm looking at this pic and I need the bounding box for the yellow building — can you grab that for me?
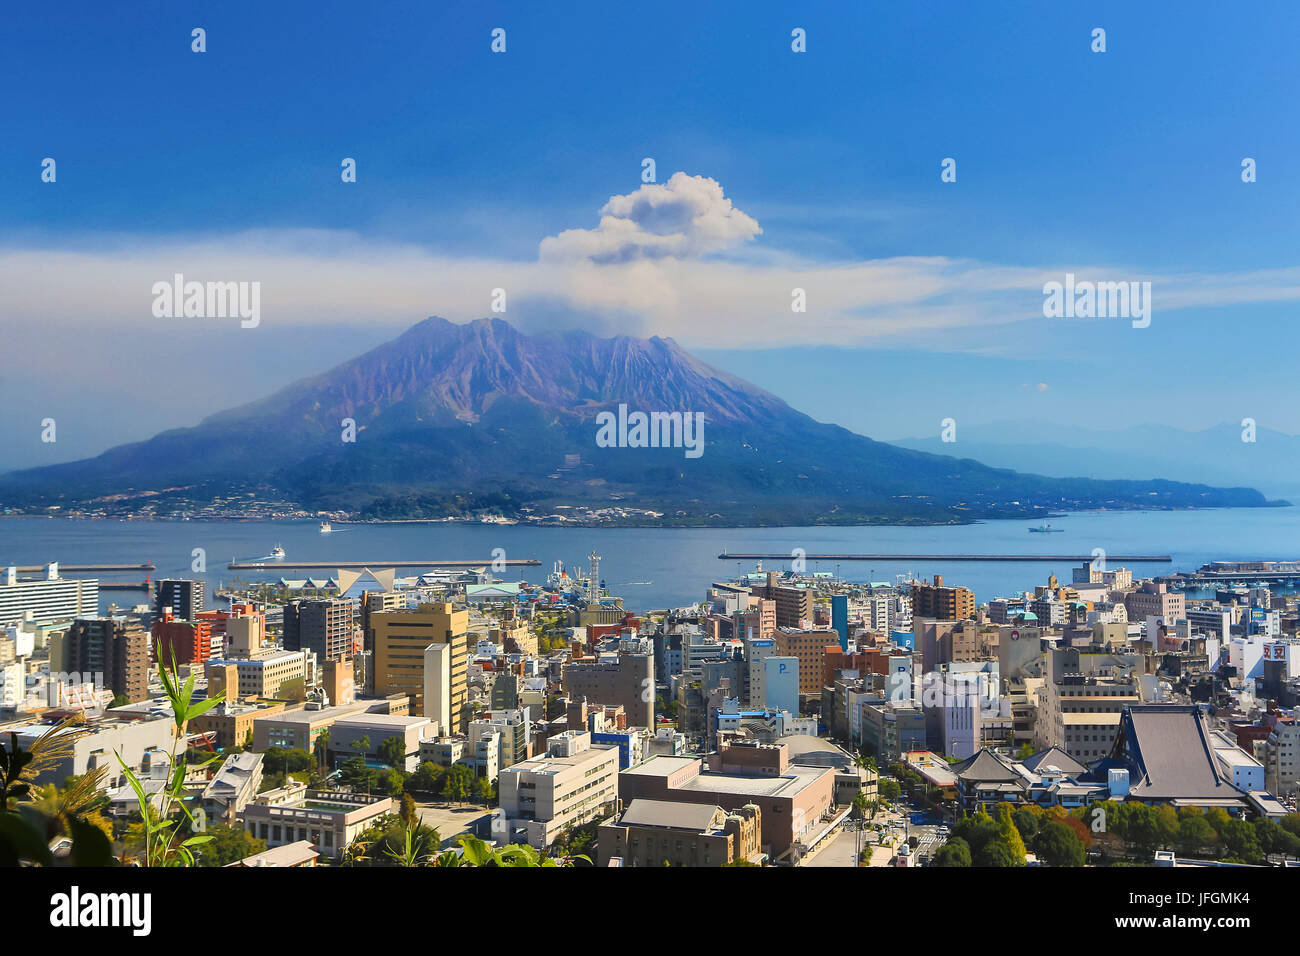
[371,603,469,732]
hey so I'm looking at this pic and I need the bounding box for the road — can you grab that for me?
[798,794,954,867]
[803,828,864,867]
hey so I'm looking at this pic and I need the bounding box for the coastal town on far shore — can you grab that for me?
[2,546,1298,870]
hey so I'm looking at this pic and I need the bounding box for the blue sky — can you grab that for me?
[3,1,1299,466]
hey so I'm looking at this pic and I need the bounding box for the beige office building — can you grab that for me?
[497,731,620,848]
[207,649,314,701]
[1034,648,1141,762]
[372,603,469,731]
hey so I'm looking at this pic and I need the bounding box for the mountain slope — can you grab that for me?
[893,420,1300,501]
[1,318,1282,525]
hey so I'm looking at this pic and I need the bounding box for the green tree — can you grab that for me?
[1153,805,1179,848]
[951,811,1002,858]
[992,803,1027,865]
[974,835,1020,867]
[196,823,267,866]
[1015,743,1035,761]
[263,747,316,775]
[878,779,901,803]
[1124,804,1160,855]
[1176,813,1216,857]
[1204,806,1232,834]
[443,764,474,804]
[314,728,331,771]
[1252,818,1294,860]
[933,837,971,867]
[0,721,115,867]
[378,736,407,770]
[1012,807,1041,843]
[1034,821,1085,867]
[400,793,418,828]
[339,756,374,792]
[1217,819,1263,865]
[407,761,446,796]
[375,767,408,797]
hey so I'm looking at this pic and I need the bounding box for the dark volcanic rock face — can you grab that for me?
[2,317,1278,524]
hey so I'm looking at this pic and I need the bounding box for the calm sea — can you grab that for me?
[2,507,1299,613]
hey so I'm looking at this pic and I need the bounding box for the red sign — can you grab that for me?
[1010,630,1020,641]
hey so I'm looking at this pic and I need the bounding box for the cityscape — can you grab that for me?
[1,550,1297,874]
[2,0,1294,937]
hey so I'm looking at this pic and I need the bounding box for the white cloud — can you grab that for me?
[5,174,1300,353]
[539,173,761,263]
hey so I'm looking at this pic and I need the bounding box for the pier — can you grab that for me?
[1162,570,1300,587]
[718,552,1172,563]
[227,558,543,570]
[11,563,156,572]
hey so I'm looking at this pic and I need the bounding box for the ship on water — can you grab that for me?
[1028,522,1064,533]
[270,544,286,558]
[319,521,332,533]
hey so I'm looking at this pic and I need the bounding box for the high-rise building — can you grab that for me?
[361,590,407,653]
[774,628,835,700]
[911,575,975,622]
[1034,647,1141,762]
[154,579,206,621]
[65,617,149,704]
[152,613,214,666]
[763,656,799,715]
[563,648,654,729]
[372,602,469,731]
[831,595,849,651]
[749,573,813,629]
[745,637,777,707]
[732,598,775,644]
[0,566,98,627]
[284,598,355,663]
[1123,582,1185,629]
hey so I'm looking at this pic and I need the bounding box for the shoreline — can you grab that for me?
[0,502,1291,531]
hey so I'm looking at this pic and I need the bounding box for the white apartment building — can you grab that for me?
[0,566,98,627]
[1209,730,1265,792]
[496,731,619,848]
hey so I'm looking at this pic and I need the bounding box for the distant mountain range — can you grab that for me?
[0,318,1284,525]
[894,421,1300,503]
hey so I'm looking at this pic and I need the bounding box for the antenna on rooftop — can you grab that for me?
[587,551,601,604]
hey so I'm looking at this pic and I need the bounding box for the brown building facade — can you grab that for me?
[598,799,761,867]
[65,617,149,703]
[774,629,836,700]
[912,575,976,622]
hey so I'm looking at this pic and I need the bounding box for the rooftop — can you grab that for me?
[617,799,723,832]
[1114,705,1247,803]
[626,754,832,798]
[333,713,429,728]
[227,840,320,867]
